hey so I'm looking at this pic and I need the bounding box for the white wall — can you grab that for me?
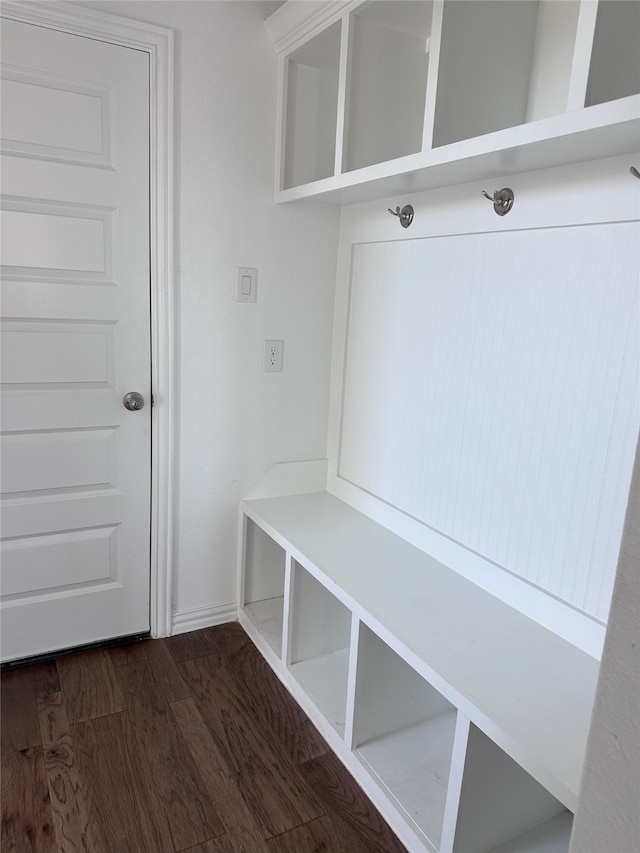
[570,436,640,852]
[81,1,340,629]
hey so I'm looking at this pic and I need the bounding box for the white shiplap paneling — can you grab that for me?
[339,223,639,620]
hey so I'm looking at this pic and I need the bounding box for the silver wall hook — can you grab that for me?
[388,204,414,228]
[631,166,640,179]
[482,187,514,216]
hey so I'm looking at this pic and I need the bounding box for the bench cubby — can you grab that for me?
[352,622,458,849]
[288,560,352,737]
[241,517,286,656]
[448,724,571,853]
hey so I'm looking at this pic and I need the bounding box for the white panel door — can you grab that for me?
[0,18,151,661]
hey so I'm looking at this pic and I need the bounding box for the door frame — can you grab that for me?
[1,1,175,638]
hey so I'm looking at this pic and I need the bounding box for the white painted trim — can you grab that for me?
[265,1,357,55]
[567,0,599,111]
[172,602,238,636]
[1,2,175,639]
[422,0,444,150]
[275,53,287,195]
[334,6,351,176]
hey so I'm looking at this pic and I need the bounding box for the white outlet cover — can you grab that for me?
[263,339,284,372]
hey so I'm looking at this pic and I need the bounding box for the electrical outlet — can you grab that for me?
[263,339,284,372]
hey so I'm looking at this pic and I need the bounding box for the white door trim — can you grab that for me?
[1,1,175,638]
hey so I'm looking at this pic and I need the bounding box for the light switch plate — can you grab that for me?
[236,267,257,302]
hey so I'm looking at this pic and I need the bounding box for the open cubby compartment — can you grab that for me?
[431,0,581,148]
[448,724,572,853]
[282,20,341,189]
[287,561,352,736]
[242,518,286,657]
[345,1,434,172]
[351,623,458,851]
[585,0,640,107]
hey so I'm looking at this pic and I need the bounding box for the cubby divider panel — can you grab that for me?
[288,562,352,736]
[242,518,286,656]
[352,624,457,850]
[452,725,571,853]
[524,0,580,121]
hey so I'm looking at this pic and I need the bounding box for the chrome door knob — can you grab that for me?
[123,391,145,411]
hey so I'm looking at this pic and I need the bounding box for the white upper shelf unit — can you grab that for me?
[267,0,640,205]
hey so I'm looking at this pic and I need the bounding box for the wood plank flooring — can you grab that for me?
[1,622,408,853]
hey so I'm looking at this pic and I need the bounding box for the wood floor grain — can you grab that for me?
[266,815,365,853]
[1,665,51,752]
[180,653,325,838]
[116,661,225,850]
[56,649,124,724]
[299,752,408,853]
[169,696,263,841]
[72,712,170,853]
[182,831,266,853]
[1,623,407,853]
[1,746,56,853]
[223,634,329,766]
[38,691,105,853]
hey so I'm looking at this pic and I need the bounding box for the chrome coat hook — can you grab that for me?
[388,204,414,228]
[482,187,514,216]
[631,166,640,179]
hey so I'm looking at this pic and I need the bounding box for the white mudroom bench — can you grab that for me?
[237,488,599,853]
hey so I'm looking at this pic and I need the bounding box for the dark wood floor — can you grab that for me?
[1,622,408,853]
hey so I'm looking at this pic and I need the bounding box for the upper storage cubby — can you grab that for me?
[431,0,580,147]
[345,1,434,171]
[585,0,640,107]
[282,21,341,189]
[268,0,640,203]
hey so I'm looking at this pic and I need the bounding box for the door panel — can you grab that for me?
[1,18,151,661]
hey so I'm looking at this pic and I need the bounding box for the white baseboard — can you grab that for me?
[171,600,237,635]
